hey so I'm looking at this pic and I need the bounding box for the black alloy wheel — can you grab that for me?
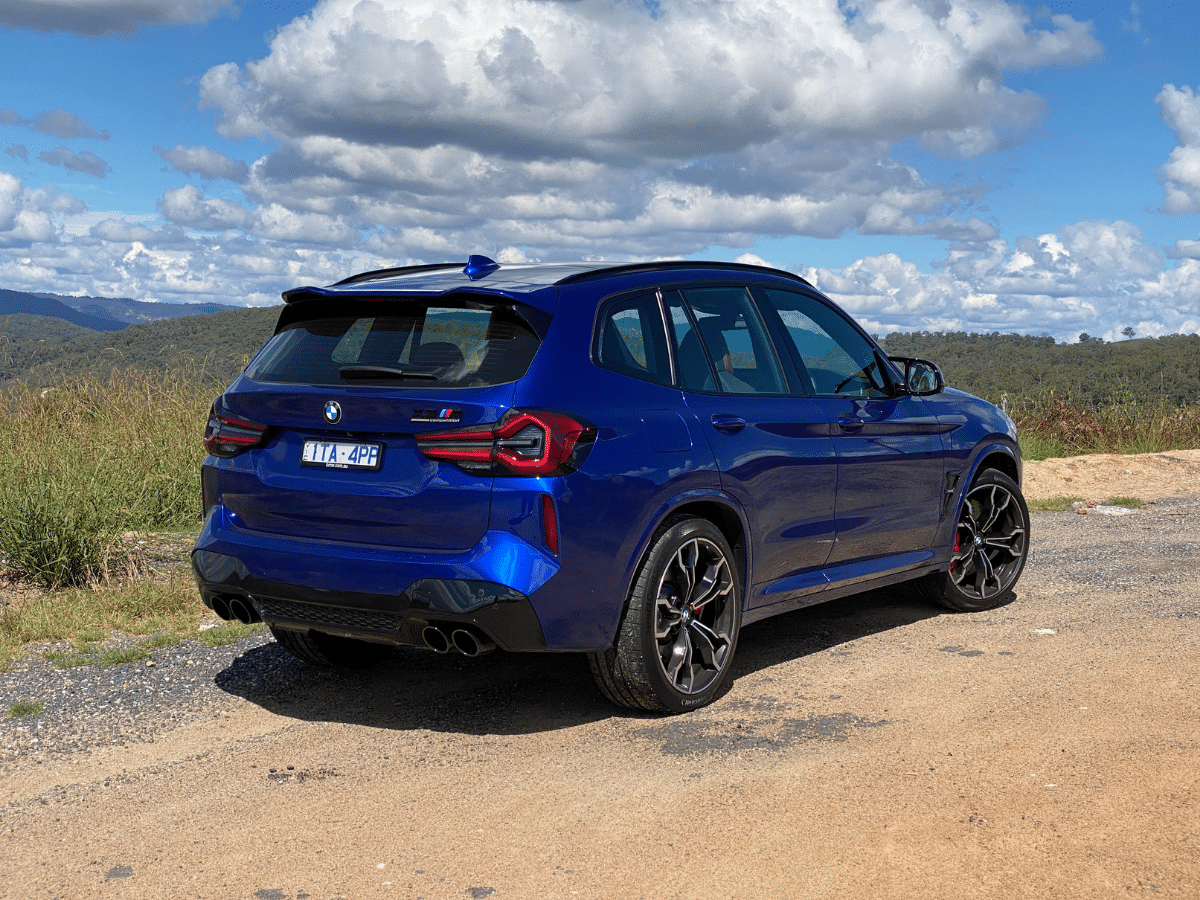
[918,468,1030,612]
[589,517,742,713]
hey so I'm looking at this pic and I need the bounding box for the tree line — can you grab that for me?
[880,331,1200,407]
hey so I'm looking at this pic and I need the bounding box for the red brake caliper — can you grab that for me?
[950,531,961,570]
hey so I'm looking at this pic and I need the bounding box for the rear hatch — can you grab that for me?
[209,295,546,552]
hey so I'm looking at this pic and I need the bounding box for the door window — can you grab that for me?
[760,289,893,399]
[666,287,787,395]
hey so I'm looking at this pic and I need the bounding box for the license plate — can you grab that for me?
[301,440,383,470]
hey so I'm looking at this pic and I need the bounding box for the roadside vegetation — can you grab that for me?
[0,368,261,667]
[1012,394,1200,460]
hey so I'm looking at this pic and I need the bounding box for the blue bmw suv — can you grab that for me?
[193,257,1029,712]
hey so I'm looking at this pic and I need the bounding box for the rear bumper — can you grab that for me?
[192,506,557,651]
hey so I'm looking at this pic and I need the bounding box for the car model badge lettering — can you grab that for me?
[324,400,342,424]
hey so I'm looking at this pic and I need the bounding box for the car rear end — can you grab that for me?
[192,274,595,655]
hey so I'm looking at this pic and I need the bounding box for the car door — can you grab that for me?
[663,286,839,606]
[755,287,947,574]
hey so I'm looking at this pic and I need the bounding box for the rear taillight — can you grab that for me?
[203,406,269,458]
[417,409,594,477]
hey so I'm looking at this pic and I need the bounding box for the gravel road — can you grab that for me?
[2,473,1198,899]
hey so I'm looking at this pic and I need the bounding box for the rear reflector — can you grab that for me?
[541,493,559,555]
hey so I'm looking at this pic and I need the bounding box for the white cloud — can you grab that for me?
[796,220,1200,341]
[63,209,158,236]
[33,108,109,140]
[189,0,1097,256]
[1157,84,1200,214]
[0,0,235,36]
[159,184,251,231]
[154,145,249,182]
[13,0,1196,343]
[0,172,81,247]
[38,147,112,178]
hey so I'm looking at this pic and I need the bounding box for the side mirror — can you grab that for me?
[889,356,944,396]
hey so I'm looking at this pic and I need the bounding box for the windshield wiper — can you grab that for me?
[338,365,438,381]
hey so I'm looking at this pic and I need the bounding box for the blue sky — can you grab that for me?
[1,0,1199,342]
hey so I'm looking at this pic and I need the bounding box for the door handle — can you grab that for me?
[837,414,865,433]
[710,414,746,434]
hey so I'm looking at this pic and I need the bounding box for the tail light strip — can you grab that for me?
[204,408,269,458]
[417,409,593,477]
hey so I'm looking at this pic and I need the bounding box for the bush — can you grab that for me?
[0,491,112,588]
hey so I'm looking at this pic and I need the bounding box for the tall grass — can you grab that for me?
[1010,394,1200,461]
[0,369,212,586]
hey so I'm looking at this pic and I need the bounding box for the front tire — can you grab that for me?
[269,626,393,668]
[589,517,741,713]
[918,469,1030,612]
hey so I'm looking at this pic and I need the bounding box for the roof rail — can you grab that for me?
[554,260,811,287]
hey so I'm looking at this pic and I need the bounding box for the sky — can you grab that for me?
[1,0,1199,342]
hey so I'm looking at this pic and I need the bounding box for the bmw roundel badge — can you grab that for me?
[323,400,342,424]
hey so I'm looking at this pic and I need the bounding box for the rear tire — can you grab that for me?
[589,517,741,713]
[269,626,393,668]
[917,469,1030,612]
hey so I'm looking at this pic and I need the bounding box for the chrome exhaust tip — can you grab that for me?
[451,628,496,657]
[422,625,451,654]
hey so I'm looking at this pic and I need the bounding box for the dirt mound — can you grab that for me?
[1022,448,1200,501]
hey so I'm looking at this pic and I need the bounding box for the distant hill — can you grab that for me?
[0,290,128,332]
[4,305,280,388]
[35,293,239,325]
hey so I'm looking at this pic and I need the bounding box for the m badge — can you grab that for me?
[411,408,462,423]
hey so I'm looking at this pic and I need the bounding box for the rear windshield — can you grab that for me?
[246,299,541,388]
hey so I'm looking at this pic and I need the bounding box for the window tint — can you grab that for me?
[761,289,892,398]
[246,301,540,388]
[595,291,672,386]
[672,287,787,394]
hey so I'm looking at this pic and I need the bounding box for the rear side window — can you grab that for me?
[667,287,788,395]
[594,291,672,386]
[246,300,541,388]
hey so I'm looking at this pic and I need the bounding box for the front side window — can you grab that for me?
[246,299,540,388]
[761,289,893,399]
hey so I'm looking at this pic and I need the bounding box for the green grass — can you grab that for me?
[1011,395,1200,458]
[94,646,150,666]
[1027,496,1086,512]
[0,576,236,667]
[9,700,43,718]
[1105,496,1145,509]
[0,369,211,588]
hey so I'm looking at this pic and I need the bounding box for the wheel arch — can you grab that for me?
[935,439,1024,558]
[974,445,1020,485]
[622,491,751,616]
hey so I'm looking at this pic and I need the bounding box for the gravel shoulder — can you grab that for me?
[2,453,1199,899]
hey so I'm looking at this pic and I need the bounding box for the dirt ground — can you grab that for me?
[2,452,1198,900]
